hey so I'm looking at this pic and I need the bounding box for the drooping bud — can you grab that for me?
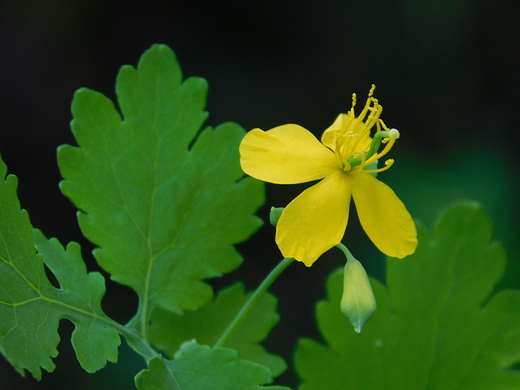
[340,257,377,333]
[269,207,285,227]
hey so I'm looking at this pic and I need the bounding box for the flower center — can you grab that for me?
[332,85,400,174]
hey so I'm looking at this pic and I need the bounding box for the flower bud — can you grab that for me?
[269,207,285,227]
[340,257,376,333]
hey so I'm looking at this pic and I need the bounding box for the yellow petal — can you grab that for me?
[350,173,417,258]
[275,170,351,266]
[239,125,337,184]
[321,113,348,149]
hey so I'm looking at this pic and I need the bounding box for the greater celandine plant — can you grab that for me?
[239,85,417,331]
[2,44,520,390]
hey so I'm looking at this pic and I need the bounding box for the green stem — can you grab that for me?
[108,319,160,359]
[336,242,356,263]
[213,257,295,348]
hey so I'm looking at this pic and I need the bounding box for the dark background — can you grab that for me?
[1,1,519,388]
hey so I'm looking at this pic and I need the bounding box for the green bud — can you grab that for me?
[269,207,285,227]
[340,257,377,333]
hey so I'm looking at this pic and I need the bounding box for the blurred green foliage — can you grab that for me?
[386,148,519,290]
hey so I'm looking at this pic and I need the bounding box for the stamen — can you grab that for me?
[346,151,366,169]
[363,159,395,173]
[364,138,396,167]
[334,85,400,175]
[355,85,378,123]
[368,84,376,97]
[350,93,357,114]
[365,129,397,161]
[335,133,356,172]
[378,119,392,132]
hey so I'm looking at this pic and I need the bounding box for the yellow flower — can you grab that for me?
[239,86,417,266]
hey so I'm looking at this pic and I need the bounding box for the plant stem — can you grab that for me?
[213,257,295,349]
[106,319,160,359]
[336,242,356,262]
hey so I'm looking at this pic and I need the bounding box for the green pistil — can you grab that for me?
[346,153,366,168]
[344,130,396,169]
[366,130,394,160]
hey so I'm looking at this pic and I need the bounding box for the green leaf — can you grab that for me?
[295,201,520,389]
[135,346,291,390]
[0,156,119,380]
[57,44,264,329]
[148,283,286,378]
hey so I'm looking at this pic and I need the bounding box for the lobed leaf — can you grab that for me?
[135,346,291,390]
[57,45,265,332]
[148,282,286,378]
[295,201,520,389]
[0,156,119,380]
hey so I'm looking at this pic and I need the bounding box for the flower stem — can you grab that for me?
[336,242,356,263]
[213,257,295,349]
